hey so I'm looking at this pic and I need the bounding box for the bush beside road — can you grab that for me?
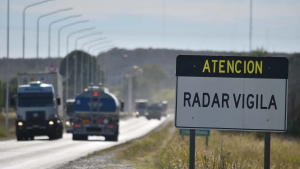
[0,112,16,140]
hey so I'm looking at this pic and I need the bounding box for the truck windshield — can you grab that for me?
[18,97,54,107]
[136,102,147,109]
[148,104,162,111]
[66,103,74,115]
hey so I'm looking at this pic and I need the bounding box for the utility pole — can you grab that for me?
[128,75,132,115]
[5,0,10,133]
[249,0,253,52]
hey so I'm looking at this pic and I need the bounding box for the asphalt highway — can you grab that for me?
[0,116,169,169]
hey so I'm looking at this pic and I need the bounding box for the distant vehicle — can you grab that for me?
[135,99,149,117]
[65,99,75,133]
[72,85,124,141]
[146,103,162,120]
[11,76,63,141]
[161,100,168,116]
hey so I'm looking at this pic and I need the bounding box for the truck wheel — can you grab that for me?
[73,134,87,140]
[81,135,88,140]
[16,134,23,141]
[72,134,79,140]
[29,135,34,140]
[105,135,118,141]
[49,132,58,140]
[49,135,56,140]
[59,130,63,139]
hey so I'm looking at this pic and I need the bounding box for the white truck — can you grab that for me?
[11,73,64,141]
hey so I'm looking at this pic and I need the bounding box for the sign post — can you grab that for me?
[175,55,288,169]
[265,132,271,169]
[180,129,210,149]
[189,129,195,169]
[206,136,208,149]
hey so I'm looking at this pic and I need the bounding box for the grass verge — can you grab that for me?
[0,112,16,140]
[159,130,300,169]
[92,120,300,169]
[92,120,174,169]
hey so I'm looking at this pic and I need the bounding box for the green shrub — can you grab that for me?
[0,127,8,137]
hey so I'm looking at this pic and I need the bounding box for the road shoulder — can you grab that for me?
[58,115,174,169]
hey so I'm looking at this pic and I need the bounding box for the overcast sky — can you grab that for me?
[0,0,299,58]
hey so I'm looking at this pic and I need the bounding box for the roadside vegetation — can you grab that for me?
[115,121,174,169]
[105,120,300,169]
[0,111,16,139]
[160,130,300,169]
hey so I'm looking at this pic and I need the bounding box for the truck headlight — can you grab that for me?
[49,121,54,125]
[66,121,70,126]
[145,112,149,115]
[18,122,23,126]
[136,111,139,115]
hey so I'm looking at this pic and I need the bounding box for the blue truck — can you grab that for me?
[72,85,123,141]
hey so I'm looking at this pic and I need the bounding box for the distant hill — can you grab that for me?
[0,48,291,84]
[0,57,62,81]
[96,48,291,89]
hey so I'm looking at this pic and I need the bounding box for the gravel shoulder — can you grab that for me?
[58,115,173,169]
[59,146,134,169]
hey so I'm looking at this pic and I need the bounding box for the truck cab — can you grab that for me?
[161,100,168,116]
[12,81,63,141]
[135,99,149,117]
[65,99,75,133]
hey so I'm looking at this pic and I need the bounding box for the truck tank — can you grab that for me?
[74,86,120,115]
[72,85,121,141]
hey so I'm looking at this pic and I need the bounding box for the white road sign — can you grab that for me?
[175,56,288,132]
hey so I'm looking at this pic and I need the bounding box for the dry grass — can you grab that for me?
[115,121,174,169]
[0,111,16,139]
[159,130,300,169]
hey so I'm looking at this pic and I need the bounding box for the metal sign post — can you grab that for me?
[189,129,195,169]
[180,129,209,151]
[205,136,208,149]
[264,132,270,169]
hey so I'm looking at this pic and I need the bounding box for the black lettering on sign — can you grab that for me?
[211,93,220,108]
[182,92,278,110]
[192,93,201,107]
[222,93,229,108]
[233,94,241,108]
[260,95,268,109]
[184,92,191,107]
[256,94,258,109]
[268,95,277,110]
[247,94,254,109]
[203,93,210,107]
[242,94,245,108]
